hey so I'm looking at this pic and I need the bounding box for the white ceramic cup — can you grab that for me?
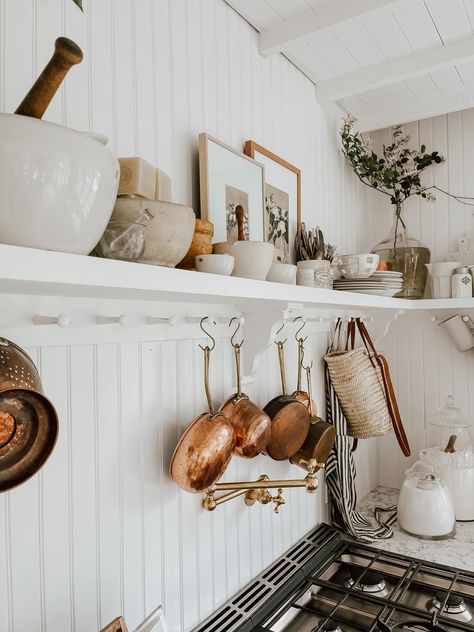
[232,242,274,280]
[426,262,463,298]
[266,263,297,284]
[439,315,474,352]
[195,253,234,276]
[296,260,332,288]
[338,253,379,279]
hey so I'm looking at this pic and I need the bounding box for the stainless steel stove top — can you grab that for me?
[193,524,474,632]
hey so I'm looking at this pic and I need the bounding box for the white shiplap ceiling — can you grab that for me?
[225,0,474,131]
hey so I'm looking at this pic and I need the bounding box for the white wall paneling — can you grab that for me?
[0,0,375,631]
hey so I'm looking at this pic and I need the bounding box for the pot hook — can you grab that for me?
[199,316,216,352]
[275,322,287,345]
[199,317,217,415]
[229,317,244,398]
[293,316,308,343]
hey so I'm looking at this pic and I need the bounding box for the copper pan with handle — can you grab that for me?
[220,318,271,458]
[290,360,335,471]
[263,336,310,461]
[170,319,236,493]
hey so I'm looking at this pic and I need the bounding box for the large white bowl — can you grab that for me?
[0,113,120,254]
[112,197,196,267]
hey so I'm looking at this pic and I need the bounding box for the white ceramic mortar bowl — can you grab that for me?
[0,113,120,254]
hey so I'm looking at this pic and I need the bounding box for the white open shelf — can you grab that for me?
[1,244,474,313]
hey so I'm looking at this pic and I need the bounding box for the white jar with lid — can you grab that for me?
[451,266,473,298]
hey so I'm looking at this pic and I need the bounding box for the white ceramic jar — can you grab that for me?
[451,266,473,298]
[0,113,120,254]
[397,461,455,539]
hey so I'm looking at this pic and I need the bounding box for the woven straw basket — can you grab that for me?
[324,348,392,439]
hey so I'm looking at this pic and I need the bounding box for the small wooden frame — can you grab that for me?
[245,140,301,263]
[100,617,128,632]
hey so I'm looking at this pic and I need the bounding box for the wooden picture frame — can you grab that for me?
[199,133,265,244]
[244,140,301,264]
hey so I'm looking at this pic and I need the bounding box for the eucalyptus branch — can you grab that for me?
[340,114,444,208]
[423,185,474,207]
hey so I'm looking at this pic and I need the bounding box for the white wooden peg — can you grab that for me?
[95,315,130,326]
[33,313,72,328]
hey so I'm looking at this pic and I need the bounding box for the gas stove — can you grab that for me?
[193,524,474,632]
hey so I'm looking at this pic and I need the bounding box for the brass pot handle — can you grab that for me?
[296,338,304,392]
[234,344,243,398]
[277,341,288,396]
[203,346,216,416]
[305,366,318,422]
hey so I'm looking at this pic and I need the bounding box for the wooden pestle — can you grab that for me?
[444,434,457,453]
[235,205,246,241]
[15,37,83,119]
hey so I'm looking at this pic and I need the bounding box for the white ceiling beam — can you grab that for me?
[317,36,474,102]
[356,89,474,132]
[259,0,399,56]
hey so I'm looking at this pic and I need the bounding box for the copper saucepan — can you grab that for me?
[263,338,310,461]
[170,319,236,493]
[0,337,59,492]
[290,362,336,471]
[220,319,271,458]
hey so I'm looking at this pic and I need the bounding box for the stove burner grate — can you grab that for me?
[430,590,473,623]
[345,570,389,596]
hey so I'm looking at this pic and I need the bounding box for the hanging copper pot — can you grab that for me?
[170,319,236,493]
[220,318,271,458]
[290,363,335,471]
[263,338,310,461]
[0,337,59,492]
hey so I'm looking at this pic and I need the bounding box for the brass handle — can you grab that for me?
[272,489,285,513]
[277,341,287,396]
[15,37,83,119]
[305,366,318,421]
[234,344,243,398]
[203,346,216,416]
[296,339,304,392]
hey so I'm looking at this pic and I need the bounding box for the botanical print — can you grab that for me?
[225,185,249,242]
[265,184,289,263]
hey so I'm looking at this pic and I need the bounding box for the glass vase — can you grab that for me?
[372,204,431,299]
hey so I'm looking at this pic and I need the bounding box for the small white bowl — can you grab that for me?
[232,242,274,280]
[195,253,234,276]
[338,253,379,279]
[267,263,297,284]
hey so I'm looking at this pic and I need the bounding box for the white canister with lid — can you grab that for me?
[451,266,473,298]
[420,396,474,521]
[397,461,455,539]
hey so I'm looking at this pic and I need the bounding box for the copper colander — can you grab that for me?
[0,337,58,492]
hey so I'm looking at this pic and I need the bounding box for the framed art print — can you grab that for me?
[199,133,265,244]
[244,141,301,264]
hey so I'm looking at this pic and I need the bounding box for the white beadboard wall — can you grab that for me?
[0,1,375,632]
[362,111,474,488]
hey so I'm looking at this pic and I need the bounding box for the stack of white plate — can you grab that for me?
[334,271,403,297]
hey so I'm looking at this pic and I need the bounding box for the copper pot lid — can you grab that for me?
[220,319,271,459]
[169,409,235,493]
[264,339,310,461]
[0,338,59,492]
[264,397,310,460]
[170,320,236,493]
[290,363,335,470]
[221,395,271,458]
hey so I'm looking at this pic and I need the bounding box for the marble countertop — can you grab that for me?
[357,486,474,571]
